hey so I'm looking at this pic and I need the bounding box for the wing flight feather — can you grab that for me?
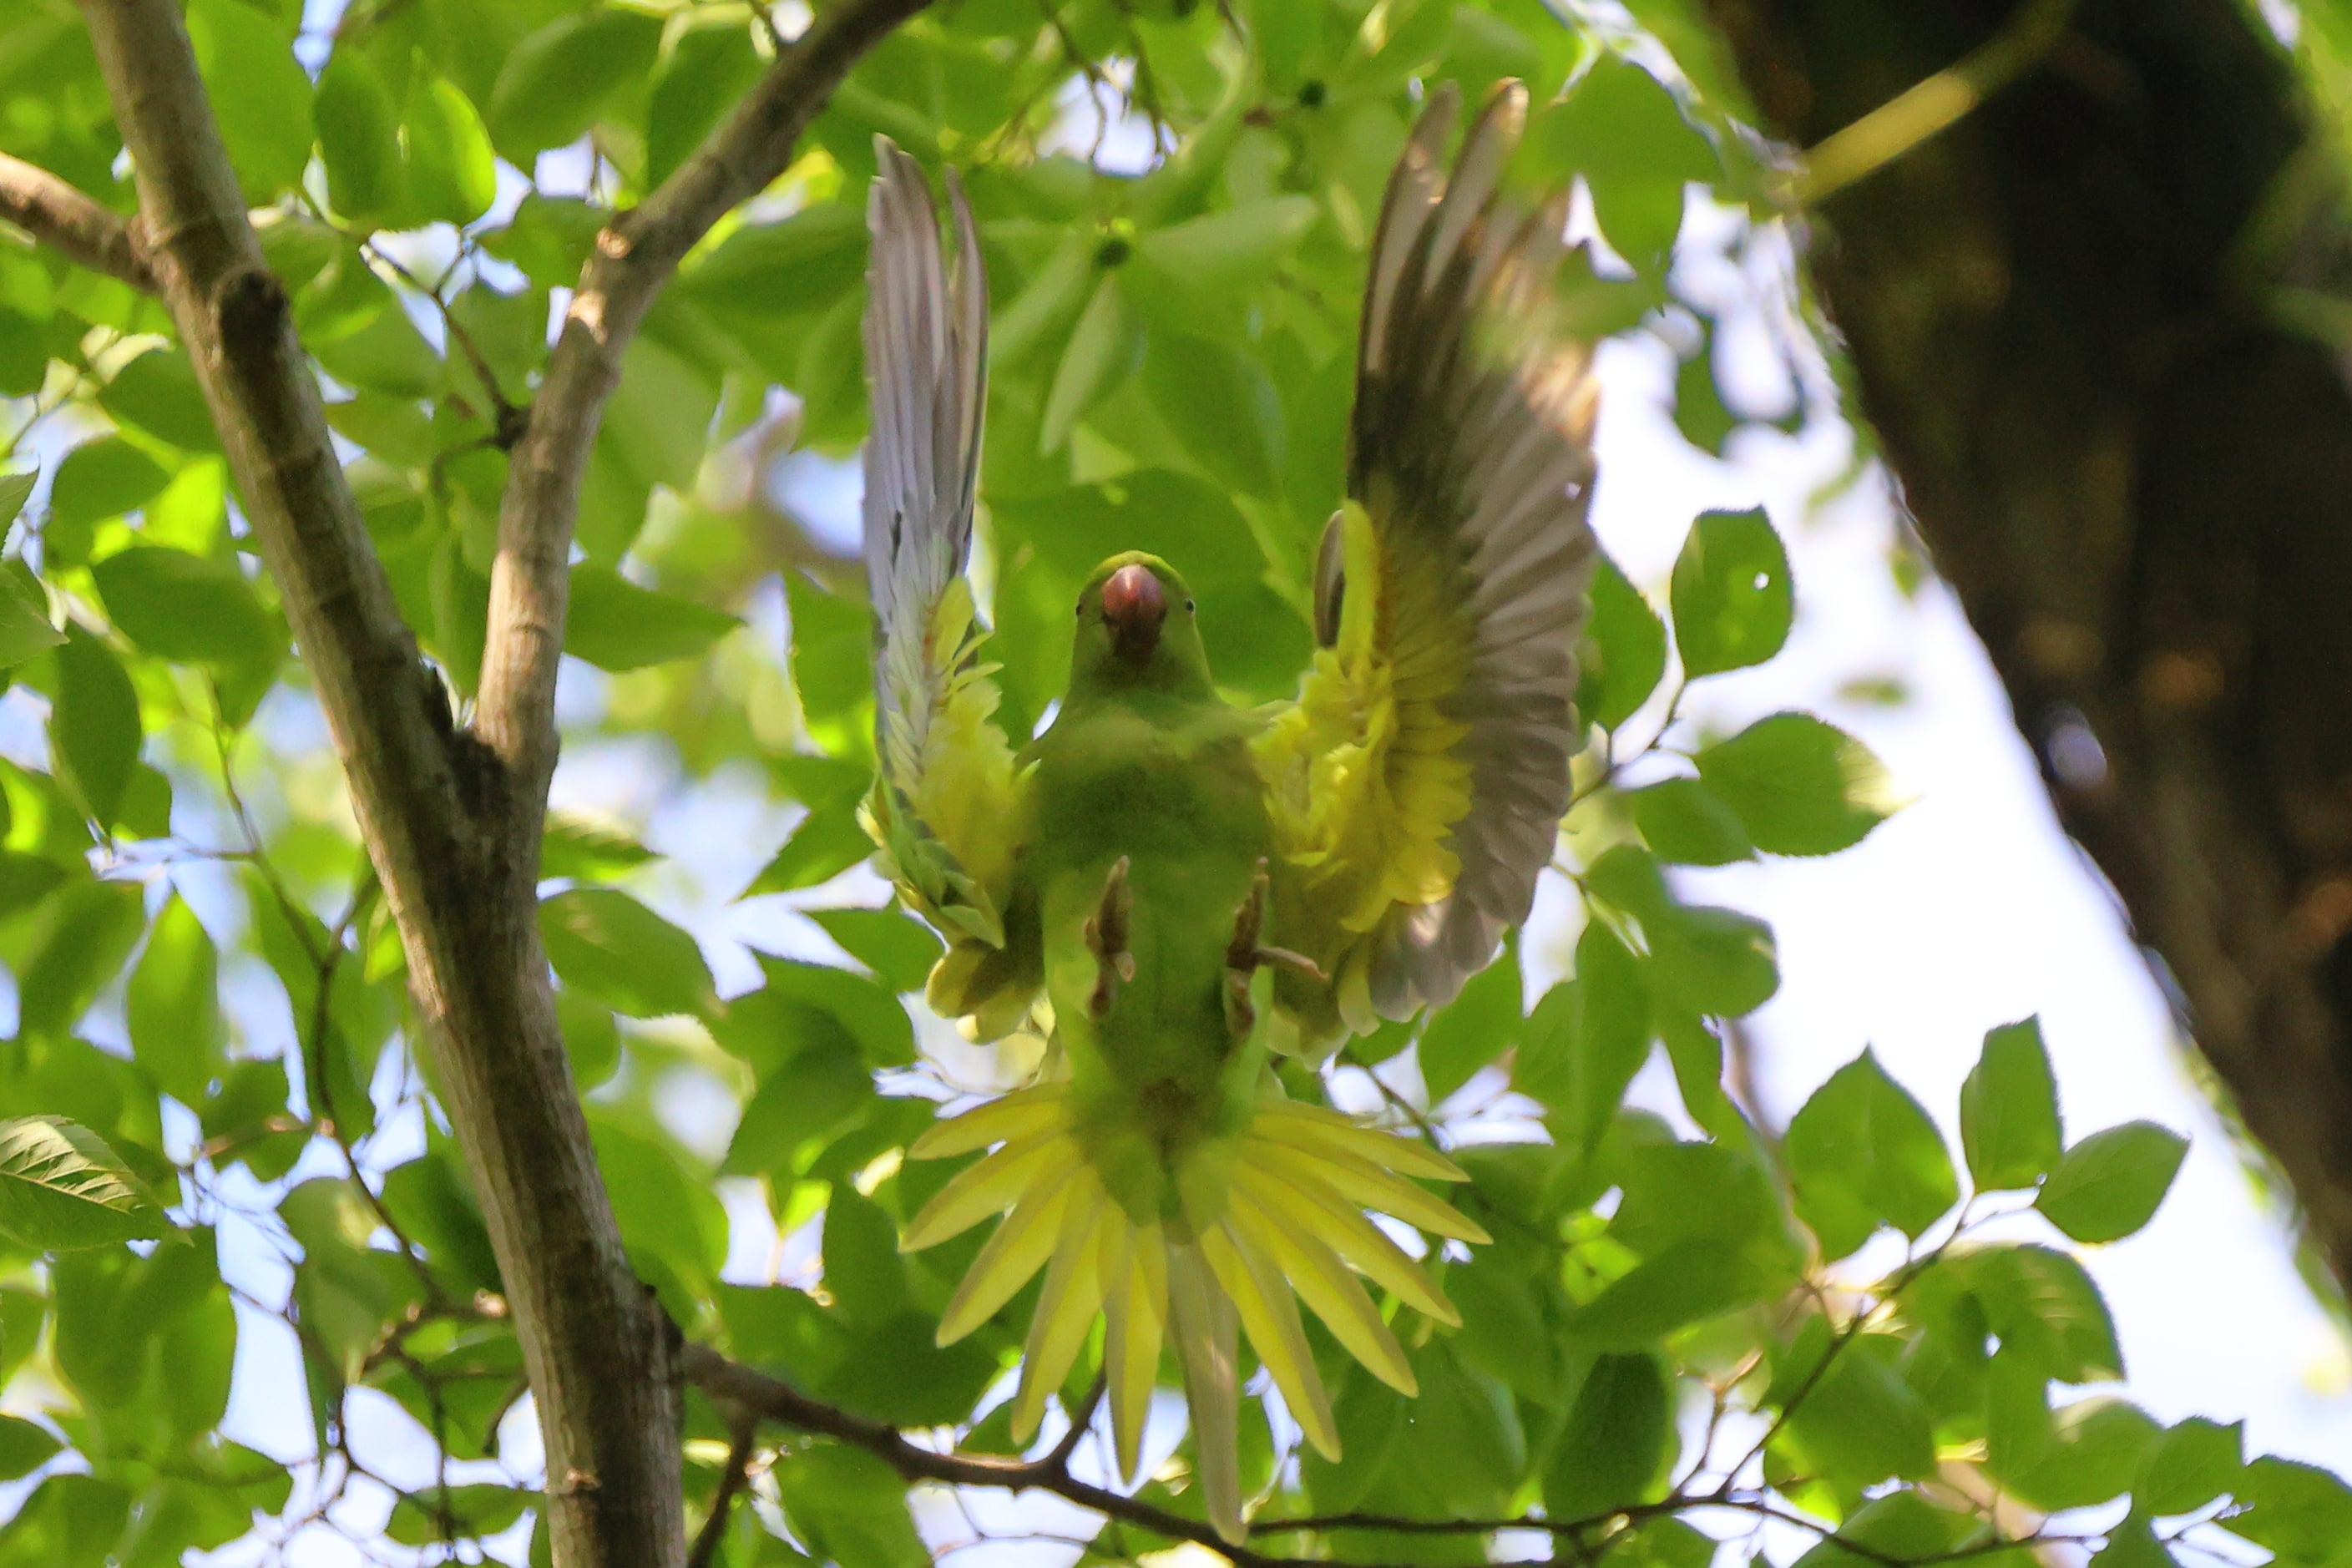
[1260,83,1601,1037]
[860,138,1022,955]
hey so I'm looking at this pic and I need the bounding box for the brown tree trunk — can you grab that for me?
[1700,0,2352,1287]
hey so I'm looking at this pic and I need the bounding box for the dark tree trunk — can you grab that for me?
[1700,0,2352,1287]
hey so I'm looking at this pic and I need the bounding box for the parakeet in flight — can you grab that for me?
[859,81,1598,1542]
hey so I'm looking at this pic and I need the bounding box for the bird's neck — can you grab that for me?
[1062,658,1217,711]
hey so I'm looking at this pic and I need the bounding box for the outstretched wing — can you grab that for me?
[1258,83,1600,1039]
[861,138,1024,962]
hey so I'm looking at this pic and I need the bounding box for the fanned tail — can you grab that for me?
[901,1085,1482,1543]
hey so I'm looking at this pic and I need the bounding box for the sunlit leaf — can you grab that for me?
[0,1116,169,1249]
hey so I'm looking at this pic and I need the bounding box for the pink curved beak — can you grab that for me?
[1100,563,1166,662]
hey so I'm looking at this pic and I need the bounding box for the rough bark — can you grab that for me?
[68,0,924,1561]
[1700,0,2352,1285]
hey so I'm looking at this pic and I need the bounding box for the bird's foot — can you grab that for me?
[1084,856,1136,1019]
[1222,862,1329,1037]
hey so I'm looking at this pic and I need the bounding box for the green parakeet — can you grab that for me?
[860,81,1598,1540]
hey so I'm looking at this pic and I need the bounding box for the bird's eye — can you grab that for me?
[1185,599,1196,613]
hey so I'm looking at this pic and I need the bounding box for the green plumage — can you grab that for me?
[1027,552,1272,1229]
[862,86,1598,1541]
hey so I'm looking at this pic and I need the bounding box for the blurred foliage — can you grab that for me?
[0,0,2331,1563]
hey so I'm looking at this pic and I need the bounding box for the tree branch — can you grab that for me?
[0,149,154,290]
[681,1344,1313,1568]
[473,0,931,832]
[680,1344,2074,1568]
[73,3,687,1564]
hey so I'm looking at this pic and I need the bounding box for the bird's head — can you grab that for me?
[1070,552,1213,698]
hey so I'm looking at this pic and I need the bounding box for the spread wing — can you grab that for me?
[1258,83,1600,1039]
[860,138,1023,956]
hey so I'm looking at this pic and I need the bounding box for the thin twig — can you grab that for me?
[685,1343,2081,1568]
[685,1414,760,1568]
[1794,0,2081,205]
[474,0,933,822]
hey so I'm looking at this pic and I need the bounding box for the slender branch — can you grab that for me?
[1792,0,2081,205]
[685,1415,759,1568]
[473,0,932,827]
[683,1343,1318,1568]
[683,1344,2076,1568]
[0,150,154,289]
[1042,1374,1105,1472]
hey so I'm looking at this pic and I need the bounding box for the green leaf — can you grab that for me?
[1418,939,1522,1103]
[602,334,719,494]
[480,195,605,289]
[1692,712,1899,856]
[0,470,33,535]
[19,877,145,1041]
[189,0,313,198]
[722,1025,876,1176]
[2008,1397,2162,1511]
[1646,900,1778,1019]
[0,470,34,530]
[1578,554,1667,731]
[564,564,741,671]
[387,1485,535,1546]
[315,47,405,225]
[646,23,764,190]
[0,1116,169,1249]
[1782,1329,1939,1487]
[749,953,915,1069]
[540,812,654,881]
[1785,1050,1958,1258]
[1515,924,1651,1161]
[1574,1238,1776,1346]
[1041,274,1137,453]
[746,799,874,896]
[1140,330,1283,497]
[807,908,943,994]
[1961,1244,2124,1383]
[555,987,622,1091]
[1542,1353,1672,1519]
[99,348,220,453]
[47,628,143,829]
[1668,507,1792,678]
[2137,1416,2241,1516]
[1130,195,1319,301]
[1529,57,1719,272]
[538,888,716,1019]
[1627,776,1753,865]
[2035,1122,2188,1245]
[404,67,499,228]
[488,8,665,162]
[49,437,170,528]
[128,893,223,1106]
[92,546,280,668]
[311,295,443,398]
[1960,1017,2063,1192]
[2231,1456,2352,1560]
[782,569,872,732]
[589,1117,726,1294]
[774,1446,925,1568]
[2094,1513,2179,1568]
[0,562,63,670]
[0,1415,60,1482]
[1791,1491,1964,1568]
